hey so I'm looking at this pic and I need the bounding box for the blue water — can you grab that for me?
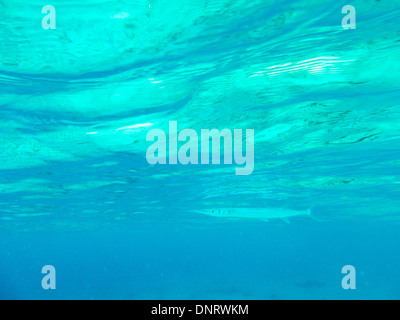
[1,0,400,300]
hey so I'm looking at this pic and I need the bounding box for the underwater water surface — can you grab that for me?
[0,0,400,300]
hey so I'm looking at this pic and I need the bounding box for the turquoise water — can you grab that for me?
[1,0,400,300]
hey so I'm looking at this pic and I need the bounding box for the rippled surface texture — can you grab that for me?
[1,0,400,299]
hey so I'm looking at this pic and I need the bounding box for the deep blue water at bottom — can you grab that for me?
[1,219,399,300]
